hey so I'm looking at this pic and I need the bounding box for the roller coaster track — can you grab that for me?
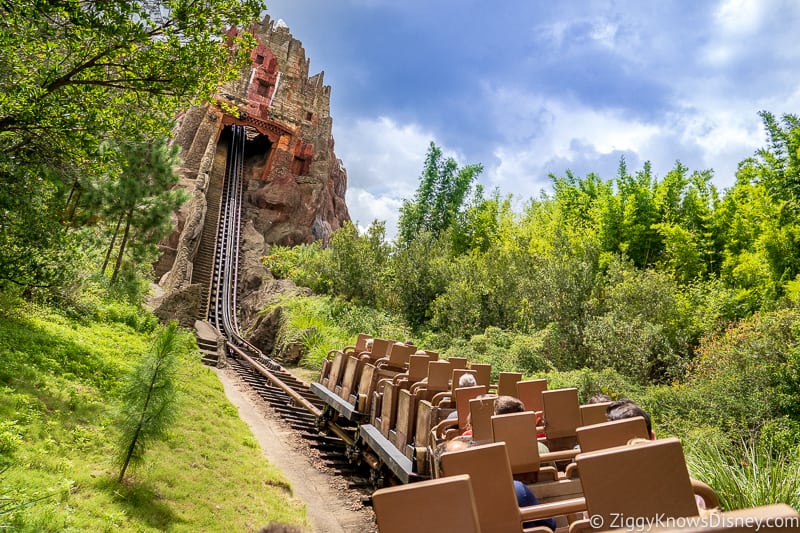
[203,125,374,492]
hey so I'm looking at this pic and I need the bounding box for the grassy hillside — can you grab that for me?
[0,294,307,532]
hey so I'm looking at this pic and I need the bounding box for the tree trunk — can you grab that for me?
[101,214,123,276]
[111,211,132,283]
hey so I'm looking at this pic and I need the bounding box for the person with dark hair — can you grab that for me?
[494,395,526,415]
[606,399,654,439]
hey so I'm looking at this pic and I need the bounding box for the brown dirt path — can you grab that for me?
[214,367,377,533]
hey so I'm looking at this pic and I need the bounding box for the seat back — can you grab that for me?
[470,363,492,388]
[576,437,699,526]
[542,387,581,439]
[491,411,542,475]
[576,417,650,453]
[497,372,523,397]
[354,363,376,411]
[406,354,431,383]
[426,360,452,392]
[370,338,393,359]
[441,442,522,533]
[338,355,361,400]
[350,333,372,353]
[386,342,415,369]
[379,380,400,437]
[516,379,547,412]
[580,402,612,427]
[325,351,346,392]
[372,474,482,533]
[393,388,416,449]
[455,385,487,430]
[422,350,439,361]
[448,356,469,370]
[469,396,497,444]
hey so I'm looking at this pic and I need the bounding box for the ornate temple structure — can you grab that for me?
[152,16,349,328]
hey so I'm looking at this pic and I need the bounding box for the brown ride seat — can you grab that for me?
[517,378,547,413]
[392,360,451,452]
[542,388,581,451]
[491,411,558,483]
[447,356,469,370]
[343,333,372,357]
[441,441,586,533]
[468,395,498,445]
[336,354,362,400]
[323,351,347,392]
[576,417,649,454]
[372,474,482,533]
[571,437,719,533]
[579,402,612,427]
[497,371,524,397]
[470,362,492,388]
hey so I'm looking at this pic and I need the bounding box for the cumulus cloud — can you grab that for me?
[345,188,404,239]
[333,116,432,197]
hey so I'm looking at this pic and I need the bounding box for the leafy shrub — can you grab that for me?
[0,421,22,464]
[269,295,410,370]
[262,242,331,294]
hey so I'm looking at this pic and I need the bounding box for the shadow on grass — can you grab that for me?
[96,476,184,530]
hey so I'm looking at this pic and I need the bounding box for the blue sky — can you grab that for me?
[263,0,800,239]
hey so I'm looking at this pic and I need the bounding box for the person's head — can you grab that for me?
[365,339,373,351]
[494,395,525,415]
[606,400,654,439]
[587,393,613,404]
[458,373,477,388]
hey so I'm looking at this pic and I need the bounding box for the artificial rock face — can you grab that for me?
[154,16,349,326]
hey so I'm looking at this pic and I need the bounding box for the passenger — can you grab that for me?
[605,400,655,440]
[437,436,556,531]
[446,373,479,420]
[459,373,478,388]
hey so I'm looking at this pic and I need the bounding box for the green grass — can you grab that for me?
[686,439,800,511]
[0,297,308,532]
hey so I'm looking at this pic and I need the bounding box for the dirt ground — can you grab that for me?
[214,367,378,533]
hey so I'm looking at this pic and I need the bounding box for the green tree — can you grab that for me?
[0,0,260,291]
[116,321,185,482]
[398,142,483,245]
[97,140,188,282]
[327,220,390,306]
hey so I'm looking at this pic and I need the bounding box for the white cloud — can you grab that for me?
[345,188,403,240]
[333,116,439,240]
[484,88,662,197]
[333,115,478,240]
[333,116,433,197]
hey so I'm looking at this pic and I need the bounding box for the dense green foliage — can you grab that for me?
[266,117,800,470]
[0,294,307,531]
[0,0,261,292]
